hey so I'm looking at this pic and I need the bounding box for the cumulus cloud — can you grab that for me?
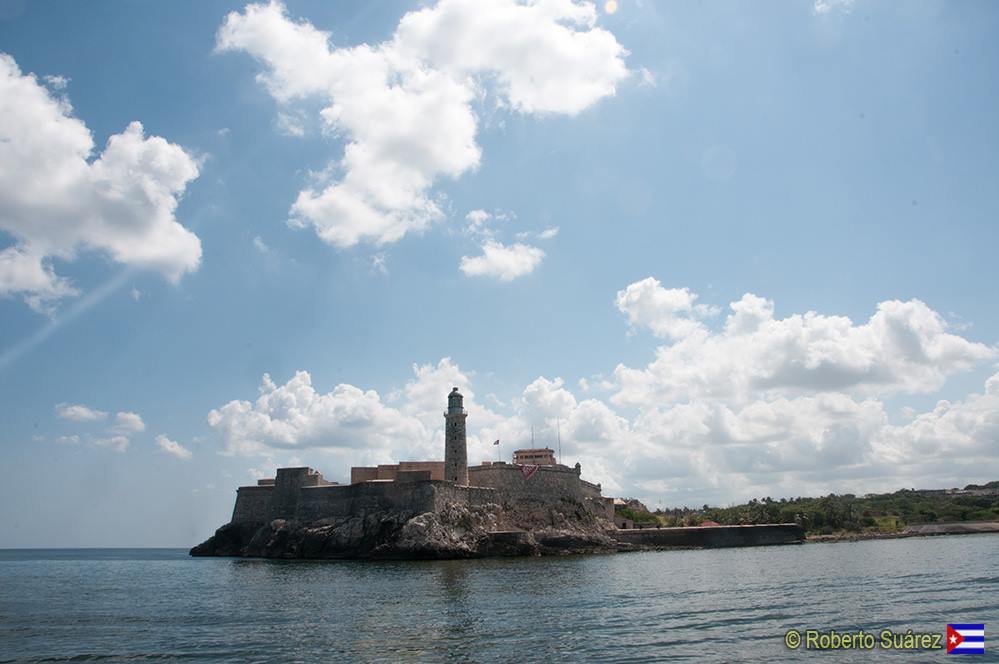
[156,434,193,460]
[614,283,995,406]
[615,277,719,340]
[216,1,627,249]
[92,435,129,453]
[53,403,147,453]
[0,54,202,312]
[459,240,545,281]
[207,370,426,457]
[55,403,107,422]
[111,411,146,434]
[205,283,998,507]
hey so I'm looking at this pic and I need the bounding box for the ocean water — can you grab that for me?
[1,535,997,663]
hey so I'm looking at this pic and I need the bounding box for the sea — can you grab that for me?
[1,534,997,663]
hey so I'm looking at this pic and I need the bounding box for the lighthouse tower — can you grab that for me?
[444,387,468,485]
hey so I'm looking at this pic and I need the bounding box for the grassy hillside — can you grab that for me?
[620,482,999,535]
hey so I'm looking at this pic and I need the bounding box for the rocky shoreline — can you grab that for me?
[805,521,999,544]
[191,499,618,560]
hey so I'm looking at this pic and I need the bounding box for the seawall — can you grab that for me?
[612,524,805,549]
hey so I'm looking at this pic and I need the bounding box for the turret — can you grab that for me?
[443,387,468,485]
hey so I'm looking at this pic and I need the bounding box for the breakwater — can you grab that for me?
[613,523,805,549]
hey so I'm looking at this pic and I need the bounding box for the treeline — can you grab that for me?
[620,482,999,535]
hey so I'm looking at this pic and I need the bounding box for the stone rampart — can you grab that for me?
[467,464,607,520]
[468,464,583,501]
[232,485,273,523]
[294,480,500,522]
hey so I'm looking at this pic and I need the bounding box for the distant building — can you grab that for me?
[513,448,556,465]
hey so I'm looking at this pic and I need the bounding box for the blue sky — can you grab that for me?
[1,0,997,547]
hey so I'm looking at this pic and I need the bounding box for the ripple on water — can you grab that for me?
[1,536,998,662]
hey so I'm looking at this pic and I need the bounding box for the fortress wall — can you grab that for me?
[468,464,590,503]
[351,467,378,484]
[231,486,274,523]
[398,461,445,481]
[294,480,501,522]
[295,481,440,522]
[578,479,603,500]
[612,524,805,548]
[431,483,498,511]
[272,467,332,519]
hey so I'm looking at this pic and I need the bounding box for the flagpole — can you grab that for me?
[557,419,561,465]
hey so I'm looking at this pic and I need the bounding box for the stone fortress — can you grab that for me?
[193,387,803,559]
[194,388,620,559]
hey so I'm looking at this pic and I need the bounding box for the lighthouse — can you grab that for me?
[444,387,468,485]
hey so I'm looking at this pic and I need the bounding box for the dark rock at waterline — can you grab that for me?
[190,500,617,560]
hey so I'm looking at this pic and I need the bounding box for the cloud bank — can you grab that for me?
[0,54,202,312]
[207,281,998,505]
[216,0,628,249]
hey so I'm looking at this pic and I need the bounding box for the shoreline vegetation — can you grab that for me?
[616,481,999,543]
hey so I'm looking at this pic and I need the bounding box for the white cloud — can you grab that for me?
[111,411,145,435]
[614,284,995,407]
[206,349,999,508]
[216,1,627,249]
[207,370,427,457]
[813,0,855,15]
[465,209,491,229]
[0,55,202,312]
[615,277,718,341]
[55,435,80,445]
[55,403,108,422]
[459,240,545,281]
[538,226,560,240]
[252,236,271,255]
[156,434,193,460]
[92,435,129,453]
[204,281,998,508]
[370,252,389,275]
[42,74,68,90]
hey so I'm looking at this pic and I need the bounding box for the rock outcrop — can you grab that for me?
[191,496,616,560]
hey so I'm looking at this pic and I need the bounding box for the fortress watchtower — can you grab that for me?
[444,387,468,485]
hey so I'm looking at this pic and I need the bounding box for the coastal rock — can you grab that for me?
[190,496,615,560]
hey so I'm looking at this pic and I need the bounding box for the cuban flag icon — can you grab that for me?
[947,624,985,655]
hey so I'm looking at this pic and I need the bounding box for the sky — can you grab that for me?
[1,0,997,547]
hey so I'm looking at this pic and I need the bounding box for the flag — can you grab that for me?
[947,624,985,655]
[493,439,500,445]
[520,464,539,480]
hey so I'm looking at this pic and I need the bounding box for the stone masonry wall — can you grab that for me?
[467,464,607,519]
[231,486,274,523]
[293,480,498,522]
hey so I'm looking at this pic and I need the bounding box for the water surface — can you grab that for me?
[1,535,997,662]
